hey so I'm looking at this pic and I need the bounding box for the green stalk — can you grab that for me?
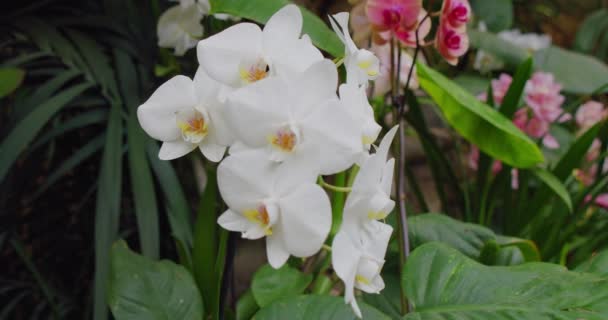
[330,172,347,238]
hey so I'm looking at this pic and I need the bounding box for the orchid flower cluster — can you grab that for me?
[140,4,399,317]
[471,71,571,188]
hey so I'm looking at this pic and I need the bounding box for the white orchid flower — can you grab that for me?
[137,68,232,161]
[157,2,204,56]
[330,12,380,87]
[338,83,382,160]
[343,126,398,232]
[217,149,331,268]
[197,4,323,89]
[224,59,362,175]
[332,221,393,318]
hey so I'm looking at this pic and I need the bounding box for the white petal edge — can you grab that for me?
[159,140,196,160]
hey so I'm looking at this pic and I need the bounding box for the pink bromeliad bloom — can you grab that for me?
[576,101,607,131]
[435,24,469,65]
[525,72,567,123]
[441,0,471,30]
[366,0,423,34]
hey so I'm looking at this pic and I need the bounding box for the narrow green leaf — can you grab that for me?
[209,0,344,58]
[253,295,390,320]
[0,83,92,183]
[146,141,193,249]
[33,134,105,198]
[531,168,573,212]
[93,102,123,320]
[452,74,490,95]
[0,68,25,98]
[252,264,313,308]
[553,122,603,180]
[416,63,544,168]
[29,109,108,152]
[193,170,219,316]
[534,46,608,94]
[108,240,204,320]
[499,57,533,118]
[403,243,608,320]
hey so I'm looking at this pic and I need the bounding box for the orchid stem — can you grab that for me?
[333,57,344,67]
[318,176,352,193]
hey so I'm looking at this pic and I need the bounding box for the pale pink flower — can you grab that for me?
[576,101,607,131]
[524,72,566,123]
[513,108,559,149]
[435,24,469,66]
[477,73,512,105]
[366,0,422,33]
[440,0,471,30]
[468,146,502,174]
[595,194,608,209]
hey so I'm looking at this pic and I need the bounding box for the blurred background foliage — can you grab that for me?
[0,0,607,319]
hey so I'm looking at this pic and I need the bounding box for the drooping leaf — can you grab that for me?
[534,46,608,94]
[108,240,204,320]
[417,63,544,168]
[0,83,92,183]
[93,102,123,320]
[251,264,313,307]
[0,68,25,98]
[469,0,513,32]
[468,30,529,68]
[531,168,573,212]
[403,243,608,320]
[253,295,390,320]
[209,0,344,58]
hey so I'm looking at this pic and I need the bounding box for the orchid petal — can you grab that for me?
[289,59,339,119]
[266,228,291,268]
[199,142,226,162]
[159,140,196,160]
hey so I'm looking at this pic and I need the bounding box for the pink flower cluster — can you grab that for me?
[435,0,471,65]
[365,0,471,64]
[470,71,570,189]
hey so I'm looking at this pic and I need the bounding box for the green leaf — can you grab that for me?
[534,46,608,94]
[468,30,529,68]
[452,74,489,95]
[28,109,107,152]
[251,264,313,307]
[209,0,344,58]
[574,9,608,55]
[108,240,204,320]
[470,0,513,32]
[416,63,544,168]
[146,141,194,250]
[253,295,390,320]
[552,122,603,180]
[530,168,573,212]
[93,103,123,320]
[403,243,608,320]
[409,213,495,259]
[237,290,259,320]
[193,170,219,316]
[575,249,608,277]
[0,83,92,183]
[499,57,533,118]
[496,236,541,263]
[0,68,25,98]
[362,273,402,320]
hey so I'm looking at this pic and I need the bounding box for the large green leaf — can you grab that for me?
[574,9,608,56]
[417,63,544,168]
[209,0,344,58]
[403,243,608,320]
[575,249,608,277]
[0,82,92,183]
[253,295,389,320]
[470,0,513,32]
[0,68,25,98]
[534,46,608,94]
[93,102,124,320]
[407,214,540,264]
[252,264,313,307]
[108,240,204,320]
[468,30,529,68]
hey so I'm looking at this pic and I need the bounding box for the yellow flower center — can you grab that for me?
[240,60,269,84]
[355,274,371,285]
[367,211,388,220]
[244,205,272,235]
[357,59,379,77]
[268,126,297,152]
[177,109,208,144]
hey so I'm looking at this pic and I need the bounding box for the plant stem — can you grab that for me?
[318,176,352,193]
